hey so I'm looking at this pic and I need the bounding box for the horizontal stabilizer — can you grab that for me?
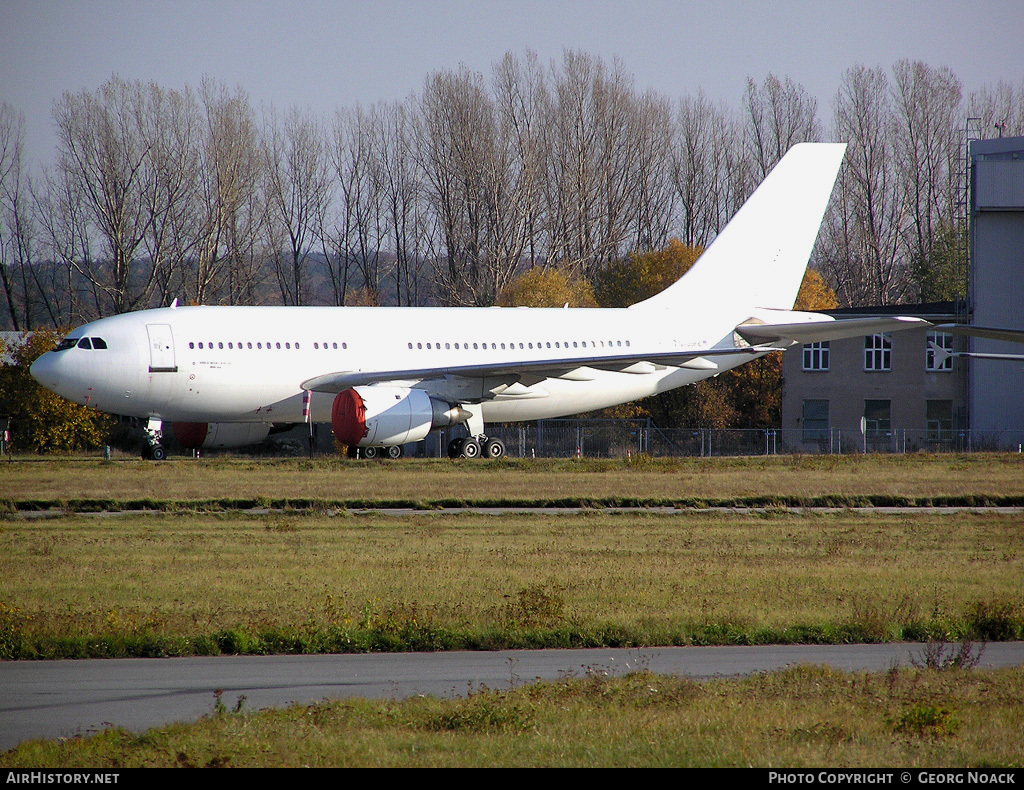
[738,315,930,345]
[931,342,1024,363]
[934,324,1024,344]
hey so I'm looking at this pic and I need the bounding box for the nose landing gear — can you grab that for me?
[141,418,166,460]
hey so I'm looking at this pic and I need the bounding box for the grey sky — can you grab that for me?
[3,0,1023,169]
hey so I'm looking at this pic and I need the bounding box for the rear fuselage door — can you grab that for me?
[146,324,177,373]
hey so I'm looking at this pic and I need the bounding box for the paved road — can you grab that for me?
[3,643,1023,751]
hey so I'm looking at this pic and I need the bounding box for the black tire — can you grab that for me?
[448,438,463,459]
[386,445,403,459]
[150,445,166,461]
[484,438,505,459]
[362,446,379,460]
[346,445,360,459]
[460,438,480,459]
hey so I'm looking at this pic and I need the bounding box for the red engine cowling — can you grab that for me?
[170,422,271,450]
[332,387,465,447]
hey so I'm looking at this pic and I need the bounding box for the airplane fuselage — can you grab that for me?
[30,304,752,428]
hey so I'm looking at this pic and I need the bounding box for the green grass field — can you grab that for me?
[2,454,1022,766]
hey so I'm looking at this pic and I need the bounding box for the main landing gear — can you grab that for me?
[445,408,503,459]
[346,444,404,460]
[447,435,505,460]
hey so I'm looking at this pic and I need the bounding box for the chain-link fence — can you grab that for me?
[414,420,1024,458]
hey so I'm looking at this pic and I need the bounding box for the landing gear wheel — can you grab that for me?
[460,438,480,459]
[142,444,166,461]
[448,438,463,459]
[361,446,379,460]
[483,438,505,459]
[386,445,403,459]
[346,445,360,459]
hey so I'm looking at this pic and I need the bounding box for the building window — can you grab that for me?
[864,333,892,371]
[802,399,829,442]
[926,331,953,371]
[863,399,891,438]
[926,400,953,440]
[802,341,830,371]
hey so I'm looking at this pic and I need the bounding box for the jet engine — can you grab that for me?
[170,422,272,450]
[332,386,468,447]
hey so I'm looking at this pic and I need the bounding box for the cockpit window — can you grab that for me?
[92,338,108,349]
[54,338,79,352]
[76,338,93,349]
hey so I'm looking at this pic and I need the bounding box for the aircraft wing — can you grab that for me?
[299,315,937,399]
[301,314,930,397]
[300,342,785,395]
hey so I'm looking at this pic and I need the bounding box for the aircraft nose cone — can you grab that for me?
[30,353,59,391]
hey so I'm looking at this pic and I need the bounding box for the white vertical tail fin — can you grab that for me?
[632,143,846,318]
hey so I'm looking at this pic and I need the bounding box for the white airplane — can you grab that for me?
[31,143,930,460]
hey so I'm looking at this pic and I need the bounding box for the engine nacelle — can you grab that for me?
[170,422,272,450]
[332,387,467,447]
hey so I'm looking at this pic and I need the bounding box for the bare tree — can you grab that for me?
[822,64,909,306]
[892,59,963,293]
[33,160,98,324]
[192,80,266,305]
[628,91,675,254]
[0,103,36,329]
[541,51,648,280]
[53,77,157,315]
[376,101,428,305]
[324,105,389,304]
[137,82,202,307]
[969,80,1024,138]
[492,50,547,271]
[262,106,331,306]
[670,92,738,248]
[12,54,1020,319]
[415,66,531,305]
[744,74,822,180]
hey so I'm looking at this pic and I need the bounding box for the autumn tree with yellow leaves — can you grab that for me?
[594,238,702,308]
[497,267,598,308]
[0,330,114,452]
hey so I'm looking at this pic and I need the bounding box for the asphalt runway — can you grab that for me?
[3,642,1023,751]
